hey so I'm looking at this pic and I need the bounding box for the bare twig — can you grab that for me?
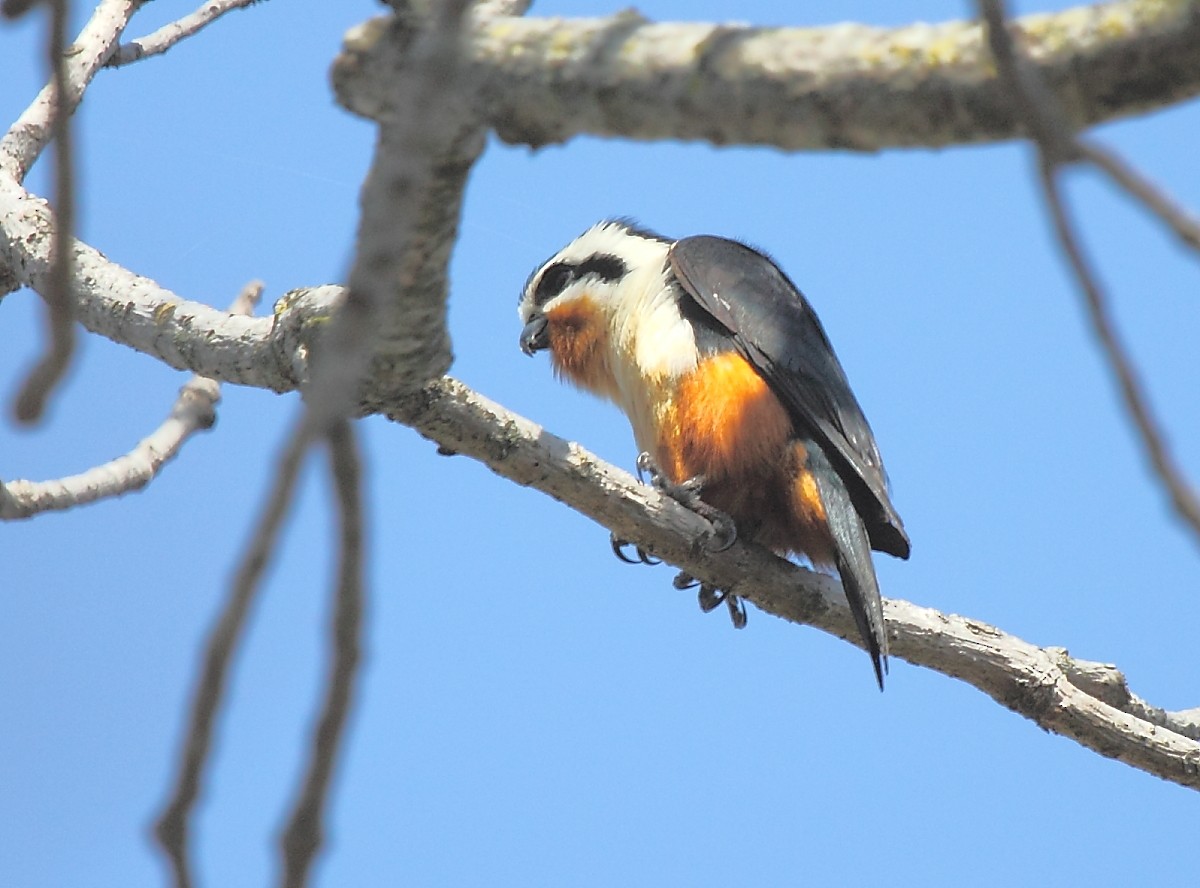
[1038,163,1200,538]
[1078,142,1200,254]
[12,0,77,424]
[0,0,138,180]
[2,282,261,518]
[278,421,365,888]
[104,0,262,68]
[980,0,1200,545]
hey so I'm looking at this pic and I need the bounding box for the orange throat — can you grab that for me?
[544,296,617,398]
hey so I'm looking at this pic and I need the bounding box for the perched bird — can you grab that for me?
[518,220,909,687]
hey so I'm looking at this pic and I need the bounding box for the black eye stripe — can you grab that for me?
[531,253,628,307]
[534,263,574,304]
[576,254,626,283]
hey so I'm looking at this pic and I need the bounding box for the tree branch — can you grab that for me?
[4,224,1196,785]
[979,0,1200,545]
[154,407,318,888]
[8,0,80,423]
[334,0,1200,151]
[329,0,480,403]
[380,377,1200,789]
[0,173,307,387]
[1,281,263,519]
[278,420,365,888]
[0,0,139,180]
[104,0,262,68]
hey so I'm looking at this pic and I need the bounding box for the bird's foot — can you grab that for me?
[635,452,738,552]
[610,532,661,565]
[673,571,747,629]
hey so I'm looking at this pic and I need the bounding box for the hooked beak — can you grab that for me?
[520,313,550,356]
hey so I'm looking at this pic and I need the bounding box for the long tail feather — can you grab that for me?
[807,444,888,689]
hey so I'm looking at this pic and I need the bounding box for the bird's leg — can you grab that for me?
[672,571,748,629]
[635,452,737,552]
[609,532,661,566]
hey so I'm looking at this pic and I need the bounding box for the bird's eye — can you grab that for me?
[535,263,575,304]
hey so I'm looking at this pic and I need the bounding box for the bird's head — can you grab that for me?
[517,220,672,365]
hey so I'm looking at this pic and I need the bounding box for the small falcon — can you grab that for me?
[518,220,909,687]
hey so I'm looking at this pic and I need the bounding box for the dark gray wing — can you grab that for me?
[669,235,909,559]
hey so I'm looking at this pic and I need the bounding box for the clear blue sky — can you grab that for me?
[3,1,1198,886]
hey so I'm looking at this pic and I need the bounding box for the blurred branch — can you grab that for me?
[278,420,365,888]
[1038,165,1200,544]
[155,406,318,888]
[1,281,262,519]
[104,0,261,67]
[980,0,1200,545]
[327,0,477,403]
[334,0,1200,152]
[1078,143,1200,254]
[9,0,77,423]
[241,5,475,883]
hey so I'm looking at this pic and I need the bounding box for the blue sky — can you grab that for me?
[3,1,1198,886]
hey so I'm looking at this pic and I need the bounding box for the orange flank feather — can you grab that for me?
[544,296,616,398]
[657,352,836,566]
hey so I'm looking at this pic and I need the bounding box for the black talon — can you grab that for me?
[703,512,738,552]
[610,532,660,565]
[695,584,748,628]
[673,571,699,590]
[697,584,723,613]
[725,593,748,629]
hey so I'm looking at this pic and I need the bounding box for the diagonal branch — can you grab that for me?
[104,0,263,68]
[1,281,262,519]
[1038,163,1200,544]
[0,0,139,180]
[979,0,1200,546]
[379,377,1200,788]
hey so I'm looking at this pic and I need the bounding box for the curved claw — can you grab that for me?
[673,571,699,590]
[725,594,748,629]
[697,584,723,612]
[695,585,748,628]
[635,451,657,484]
[703,512,738,552]
[609,532,660,565]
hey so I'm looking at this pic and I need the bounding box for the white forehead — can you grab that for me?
[546,220,671,270]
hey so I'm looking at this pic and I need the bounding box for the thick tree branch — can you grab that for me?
[334,0,1200,152]
[379,377,1200,789]
[330,0,481,401]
